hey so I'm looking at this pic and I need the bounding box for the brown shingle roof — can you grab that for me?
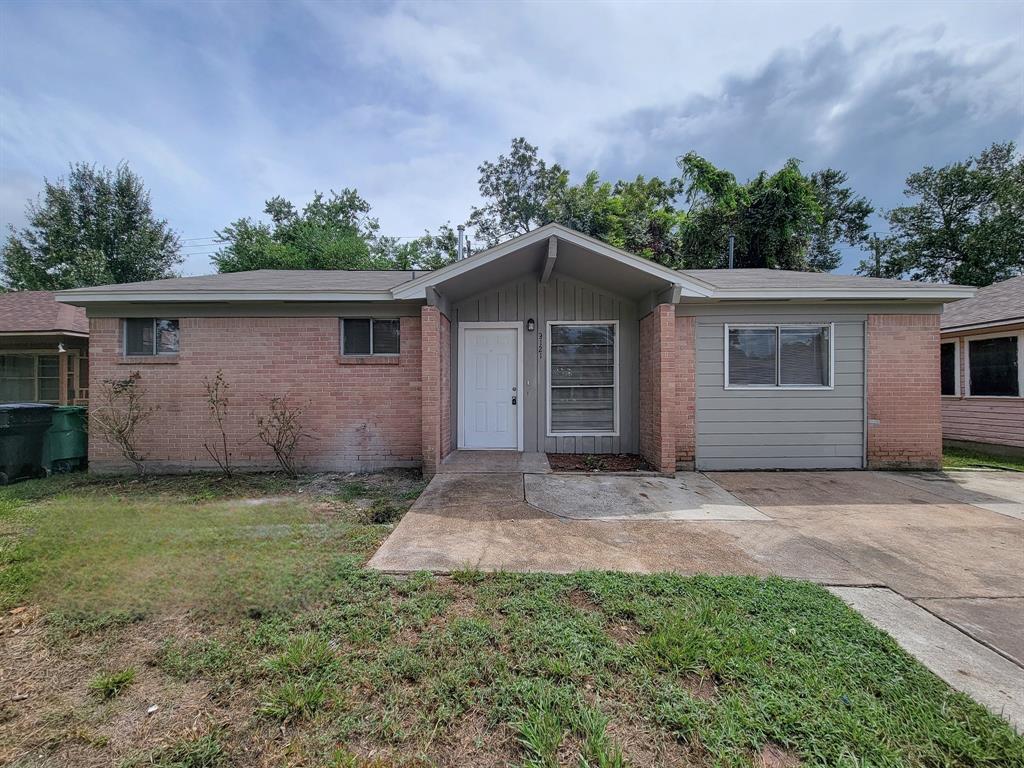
[60,269,424,295]
[941,276,1024,330]
[0,291,88,334]
[678,268,936,290]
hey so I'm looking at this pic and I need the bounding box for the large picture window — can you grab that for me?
[0,353,79,404]
[726,324,832,388]
[940,341,958,396]
[342,319,400,356]
[548,322,617,435]
[968,334,1021,397]
[124,318,179,356]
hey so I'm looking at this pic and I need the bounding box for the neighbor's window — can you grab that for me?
[0,353,77,404]
[940,342,958,396]
[124,318,179,356]
[342,318,400,356]
[968,335,1020,397]
[549,322,617,434]
[727,324,831,388]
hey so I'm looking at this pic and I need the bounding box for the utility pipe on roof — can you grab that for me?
[457,224,465,260]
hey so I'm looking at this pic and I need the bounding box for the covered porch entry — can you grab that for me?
[397,224,712,476]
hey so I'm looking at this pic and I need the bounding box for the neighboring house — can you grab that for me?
[0,291,89,405]
[939,275,1024,456]
[56,223,972,475]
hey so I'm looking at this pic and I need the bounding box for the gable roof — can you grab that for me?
[56,223,975,306]
[941,275,1024,331]
[0,291,88,335]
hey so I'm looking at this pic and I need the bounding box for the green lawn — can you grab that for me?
[1,472,1021,767]
[944,446,1024,472]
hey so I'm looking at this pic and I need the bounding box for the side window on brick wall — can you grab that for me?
[342,319,400,356]
[124,319,179,356]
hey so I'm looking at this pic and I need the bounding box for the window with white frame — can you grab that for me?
[125,318,179,356]
[940,341,959,396]
[548,322,617,435]
[726,324,832,388]
[967,332,1021,397]
[341,318,400,356]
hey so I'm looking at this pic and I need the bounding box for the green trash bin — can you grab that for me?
[42,405,88,474]
[0,403,56,484]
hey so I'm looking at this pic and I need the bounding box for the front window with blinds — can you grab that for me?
[726,324,832,388]
[548,322,617,435]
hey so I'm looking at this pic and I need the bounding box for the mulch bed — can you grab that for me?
[546,453,653,472]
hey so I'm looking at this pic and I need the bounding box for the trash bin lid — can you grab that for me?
[0,403,55,411]
[53,405,86,413]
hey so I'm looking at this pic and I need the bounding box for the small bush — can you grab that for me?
[88,667,136,700]
[265,634,337,678]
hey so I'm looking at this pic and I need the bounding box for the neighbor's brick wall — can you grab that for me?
[866,314,942,469]
[639,304,678,474]
[674,316,696,468]
[87,315,422,473]
[420,306,452,477]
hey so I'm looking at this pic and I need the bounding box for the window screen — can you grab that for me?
[969,336,1019,396]
[940,342,957,396]
[0,355,36,402]
[728,328,777,385]
[728,325,831,388]
[342,319,400,355]
[37,355,60,402]
[549,323,616,433]
[125,319,179,355]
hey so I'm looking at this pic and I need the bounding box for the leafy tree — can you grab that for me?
[855,234,904,278]
[859,142,1024,286]
[214,190,390,272]
[808,169,874,271]
[386,225,460,271]
[468,137,567,246]
[2,162,181,290]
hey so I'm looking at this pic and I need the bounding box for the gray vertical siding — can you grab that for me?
[689,306,866,470]
[451,274,638,454]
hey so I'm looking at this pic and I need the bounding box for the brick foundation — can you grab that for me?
[87,315,423,473]
[866,314,942,469]
[639,304,678,474]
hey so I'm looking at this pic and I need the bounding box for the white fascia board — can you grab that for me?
[391,223,714,299]
[708,286,977,301]
[942,316,1024,334]
[54,290,399,305]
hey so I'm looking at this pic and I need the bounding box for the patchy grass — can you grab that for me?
[944,446,1024,472]
[1,472,1022,767]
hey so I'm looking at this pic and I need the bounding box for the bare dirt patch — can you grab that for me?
[546,453,653,472]
[757,742,802,767]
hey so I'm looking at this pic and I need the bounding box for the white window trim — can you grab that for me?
[723,323,836,391]
[457,321,524,451]
[123,318,179,356]
[340,318,401,357]
[546,320,620,438]
[940,339,960,397]
[964,330,1024,399]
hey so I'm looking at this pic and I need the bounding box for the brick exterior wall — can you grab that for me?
[87,315,422,473]
[674,315,696,469]
[638,304,678,474]
[866,314,942,469]
[420,306,452,477]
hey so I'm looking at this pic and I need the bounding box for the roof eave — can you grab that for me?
[55,290,401,305]
[942,316,1024,333]
[704,287,977,301]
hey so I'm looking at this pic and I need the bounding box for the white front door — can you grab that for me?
[461,325,520,449]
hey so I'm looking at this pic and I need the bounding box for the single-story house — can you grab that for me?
[56,223,973,475]
[939,275,1024,456]
[0,291,89,405]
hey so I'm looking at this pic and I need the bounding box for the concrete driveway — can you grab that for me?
[369,467,1024,656]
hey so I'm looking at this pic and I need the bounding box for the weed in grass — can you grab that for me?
[265,633,338,678]
[574,707,626,768]
[363,498,404,524]
[259,678,330,722]
[88,667,136,700]
[158,637,239,681]
[143,731,227,768]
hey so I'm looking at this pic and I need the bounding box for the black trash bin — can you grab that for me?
[0,403,55,484]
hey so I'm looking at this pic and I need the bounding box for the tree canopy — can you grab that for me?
[857,141,1024,286]
[1,162,182,290]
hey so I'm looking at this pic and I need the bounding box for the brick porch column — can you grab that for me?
[639,303,678,474]
[420,306,451,478]
[421,306,441,478]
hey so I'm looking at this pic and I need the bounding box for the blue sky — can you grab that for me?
[1,1,1021,275]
